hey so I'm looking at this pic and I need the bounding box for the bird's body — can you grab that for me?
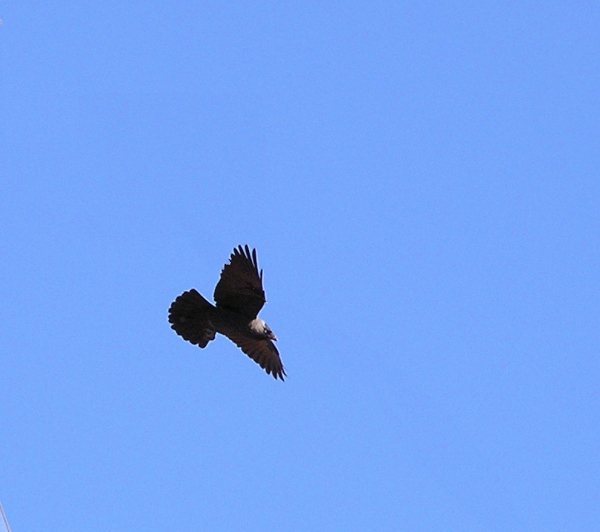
[168,246,285,380]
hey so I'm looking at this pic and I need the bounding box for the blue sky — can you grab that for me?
[1,2,599,530]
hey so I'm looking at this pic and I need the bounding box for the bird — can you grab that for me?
[168,245,285,380]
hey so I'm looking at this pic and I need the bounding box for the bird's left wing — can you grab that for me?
[224,330,286,380]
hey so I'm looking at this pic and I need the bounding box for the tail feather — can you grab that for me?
[168,289,216,348]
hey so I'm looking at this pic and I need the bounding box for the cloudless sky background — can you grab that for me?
[1,1,599,530]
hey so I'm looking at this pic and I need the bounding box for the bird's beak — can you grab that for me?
[271,334,278,342]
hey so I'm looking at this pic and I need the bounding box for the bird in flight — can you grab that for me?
[168,245,285,380]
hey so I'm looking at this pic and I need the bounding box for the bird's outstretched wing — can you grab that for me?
[213,245,266,319]
[224,330,286,380]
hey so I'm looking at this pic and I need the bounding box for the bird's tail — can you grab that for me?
[168,289,217,348]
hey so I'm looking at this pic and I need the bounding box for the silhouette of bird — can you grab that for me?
[168,245,285,380]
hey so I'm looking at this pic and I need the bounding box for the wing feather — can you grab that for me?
[225,331,286,380]
[213,245,266,318]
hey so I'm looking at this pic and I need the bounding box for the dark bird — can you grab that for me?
[168,245,285,380]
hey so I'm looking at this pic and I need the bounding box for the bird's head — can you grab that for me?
[249,318,278,341]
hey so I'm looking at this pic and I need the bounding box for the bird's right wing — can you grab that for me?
[213,245,266,319]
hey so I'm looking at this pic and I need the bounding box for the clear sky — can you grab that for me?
[1,2,599,531]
